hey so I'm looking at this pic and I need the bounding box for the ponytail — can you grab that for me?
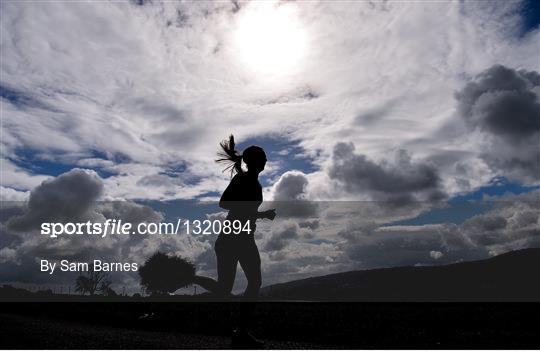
[216,135,243,176]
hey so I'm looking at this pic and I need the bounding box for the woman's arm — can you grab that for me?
[257,209,276,220]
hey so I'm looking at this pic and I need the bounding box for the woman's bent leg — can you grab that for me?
[215,239,238,296]
[192,275,219,293]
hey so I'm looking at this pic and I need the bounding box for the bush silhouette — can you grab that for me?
[139,252,196,294]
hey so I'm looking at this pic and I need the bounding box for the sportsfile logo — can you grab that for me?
[40,219,252,238]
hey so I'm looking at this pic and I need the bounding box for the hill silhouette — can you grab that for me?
[260,248,540,301]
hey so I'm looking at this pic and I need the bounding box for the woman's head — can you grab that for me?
[242,145,267,174]
[216,135,267,176]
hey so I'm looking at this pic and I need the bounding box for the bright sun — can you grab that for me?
[233,2,307,77]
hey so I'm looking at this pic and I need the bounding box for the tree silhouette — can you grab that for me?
[74,269,108,295]
[74,275,91,295]
[99,279,117,296]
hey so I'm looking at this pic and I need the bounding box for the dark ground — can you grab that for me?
[1,302,539,349]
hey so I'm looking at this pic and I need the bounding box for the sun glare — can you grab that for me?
[233,2,307,78]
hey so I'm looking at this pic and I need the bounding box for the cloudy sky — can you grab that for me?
[1,0,539,294]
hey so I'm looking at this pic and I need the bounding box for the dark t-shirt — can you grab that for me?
[218,173,262,239]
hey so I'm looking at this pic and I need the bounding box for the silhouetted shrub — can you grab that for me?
[139,251,195,294]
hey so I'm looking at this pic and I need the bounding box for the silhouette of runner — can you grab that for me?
[215,135,276,297]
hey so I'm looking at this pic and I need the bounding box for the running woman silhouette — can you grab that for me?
[215,135,276,298]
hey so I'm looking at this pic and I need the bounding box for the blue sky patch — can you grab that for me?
[236,135,318,186]
[0,84,55,111]
[521,0,540,34]
[138,199,222,222]
[391,177,539,226]
[10,149,117,179]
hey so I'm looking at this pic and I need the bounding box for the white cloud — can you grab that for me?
[1,1,538,201]
[0,159,51,192]
[0,169,210,291]
[430,250,444,260]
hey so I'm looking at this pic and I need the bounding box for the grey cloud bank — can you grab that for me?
[455,65,540,183]
[329,143,446,205]
[0,167,538,293]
